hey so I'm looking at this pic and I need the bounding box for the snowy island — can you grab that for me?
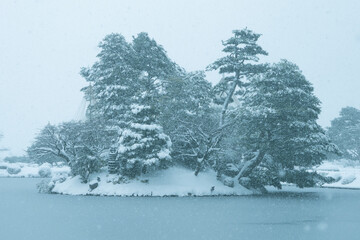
[50,161,360,197]
[1,160,360,197]
[50,167,253,197]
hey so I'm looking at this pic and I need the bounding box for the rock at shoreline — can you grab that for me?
[89,181,99,191]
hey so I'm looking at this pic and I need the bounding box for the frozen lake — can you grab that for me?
[1,178,360,240]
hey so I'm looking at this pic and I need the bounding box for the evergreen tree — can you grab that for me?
[327,107,360,160]
[80,33,140,127]
[208,28,268,127]
[81,33,174,177]
[232,60,337,190]
[197,28,268,176]
[132,32,183,114]
[117,89,172,177]
[159,71,217,170]
[132,32,177,79]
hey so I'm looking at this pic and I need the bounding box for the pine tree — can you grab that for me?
[208,28,268,127]
[197,28,268,176]
[132,32,183,115]
[81,33,174,177]
[80,33,140,127]
[117,71,172,177]
[132,32,177,79]
[233,60,337,190]
[327,107,360,160]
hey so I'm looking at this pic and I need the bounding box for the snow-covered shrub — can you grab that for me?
[341,175,356,185]
[38,166,52,178]
[220,176,235,188]
[54,161,66,167]
[51,172,68,184]
[7,166,21,175]
[37,179,55,193]
[108,175,129,184]
[223,164,239,178]
[51,164,70,177]
[70,155,102,183]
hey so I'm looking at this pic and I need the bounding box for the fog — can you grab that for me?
[1,0,360,157]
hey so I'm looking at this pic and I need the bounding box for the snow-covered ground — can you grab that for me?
[0,161,70,178]
[52,167,253,196]
[316,159,360,189]
[51,160,360,196]
[2,159,360,196]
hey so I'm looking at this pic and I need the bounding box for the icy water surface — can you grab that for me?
[1,178,360,240]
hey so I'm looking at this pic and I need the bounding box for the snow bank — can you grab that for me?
[0,161,70,178]
[52,167,253,196]
[316,160,360,189]
[48,160,360,197]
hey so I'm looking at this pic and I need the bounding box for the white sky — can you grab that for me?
[1,0,360,158]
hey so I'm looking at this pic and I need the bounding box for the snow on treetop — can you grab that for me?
[144,158,159,166]
[130,123,162,131]
[130,104,151,114]
[121,129,142,139]
[157,149,171,160]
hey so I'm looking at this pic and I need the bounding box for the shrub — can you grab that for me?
[37,179,55,193]
[38,166,52,178]
[7,167,21,175]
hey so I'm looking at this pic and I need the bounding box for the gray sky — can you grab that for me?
[1,0,360,158]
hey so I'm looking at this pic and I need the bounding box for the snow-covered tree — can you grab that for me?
[28,121,109,181]
[27,123,72,164]
[132,32,183,114]
[159,71,218,172]
[81,33,175,177]
[228,60,337,191]
[81,33,140,127]
[327,107,360,160]
[132,32,177,79]
[188,28,269,177]
[67,121,110,181]
[208,28,268,127]
[117,99,172,178]
[116,63,173,177]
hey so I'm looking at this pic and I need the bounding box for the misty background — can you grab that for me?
[1,0,360,157]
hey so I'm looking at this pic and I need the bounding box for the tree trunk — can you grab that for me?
[220,81,237,127]
[194,159,202,176]
[237,149,266,180]
[220,69,240,127]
